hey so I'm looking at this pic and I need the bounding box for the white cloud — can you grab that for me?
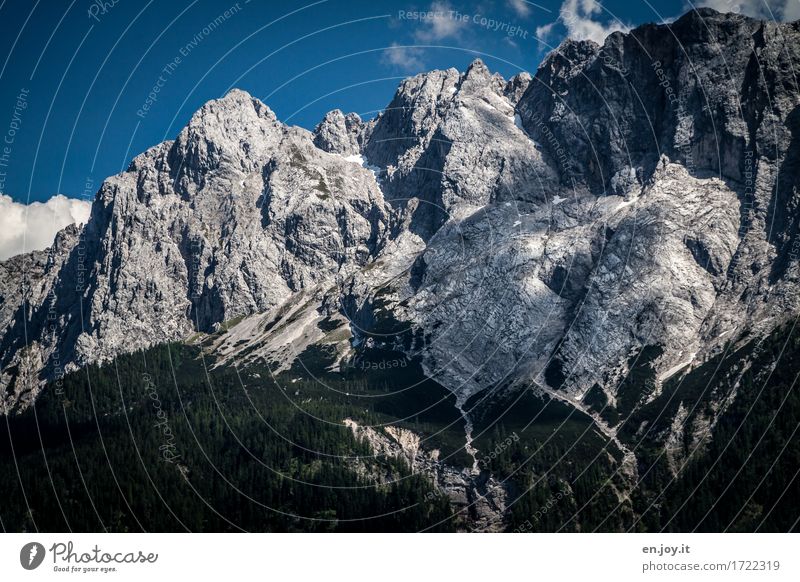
[782,0,800,20]
[0,194,91,261]
[535,20,557,39]
[413,1,467,42]
[537,0,796,46]
[693,0,800,21]
[509,0,532,18]
[538,0,630,44]
[561,0,630,43]
[382,43,427,72]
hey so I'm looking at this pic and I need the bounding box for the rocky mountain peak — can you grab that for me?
[312,108,364,155]
[461,57,490,82]
[182,88,279,136]
[503,71,531,105]
[668,6,756,38]
[169,89,283,186]
[363,66,461,168]
[459,57,506,97]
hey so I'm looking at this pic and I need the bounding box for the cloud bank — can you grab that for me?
[382,43,427,72]
[0,194,91,261]
[413,1,468,42]
[508,0,532,18]
[537,0,630,45]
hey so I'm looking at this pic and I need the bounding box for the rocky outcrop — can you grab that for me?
[0,225,81,411]
[344,418,508,531]
[364,59,557,239]
[313,109,365,155]
[517,9,798,189]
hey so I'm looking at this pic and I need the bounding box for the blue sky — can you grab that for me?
[0,0,787,204]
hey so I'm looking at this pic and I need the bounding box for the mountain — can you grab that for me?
[1,8,799,531]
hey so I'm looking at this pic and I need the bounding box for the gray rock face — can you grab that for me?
[510,8,800,402]
[0,225,81,412]
[551,161,743,400]
[344,418,508,531]
[518,9,785,187]
[516,8,800,275]
[363,59,557,239]
[312,109,365,155]
[325,9,800,418]
[503,71,532,105]
[0,90,387,409]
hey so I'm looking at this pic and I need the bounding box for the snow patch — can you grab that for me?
[513,113,543,148]
[344,153,382,181]
[659,353,696,382]
[614,196,638,212]
[344,154,365,165]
